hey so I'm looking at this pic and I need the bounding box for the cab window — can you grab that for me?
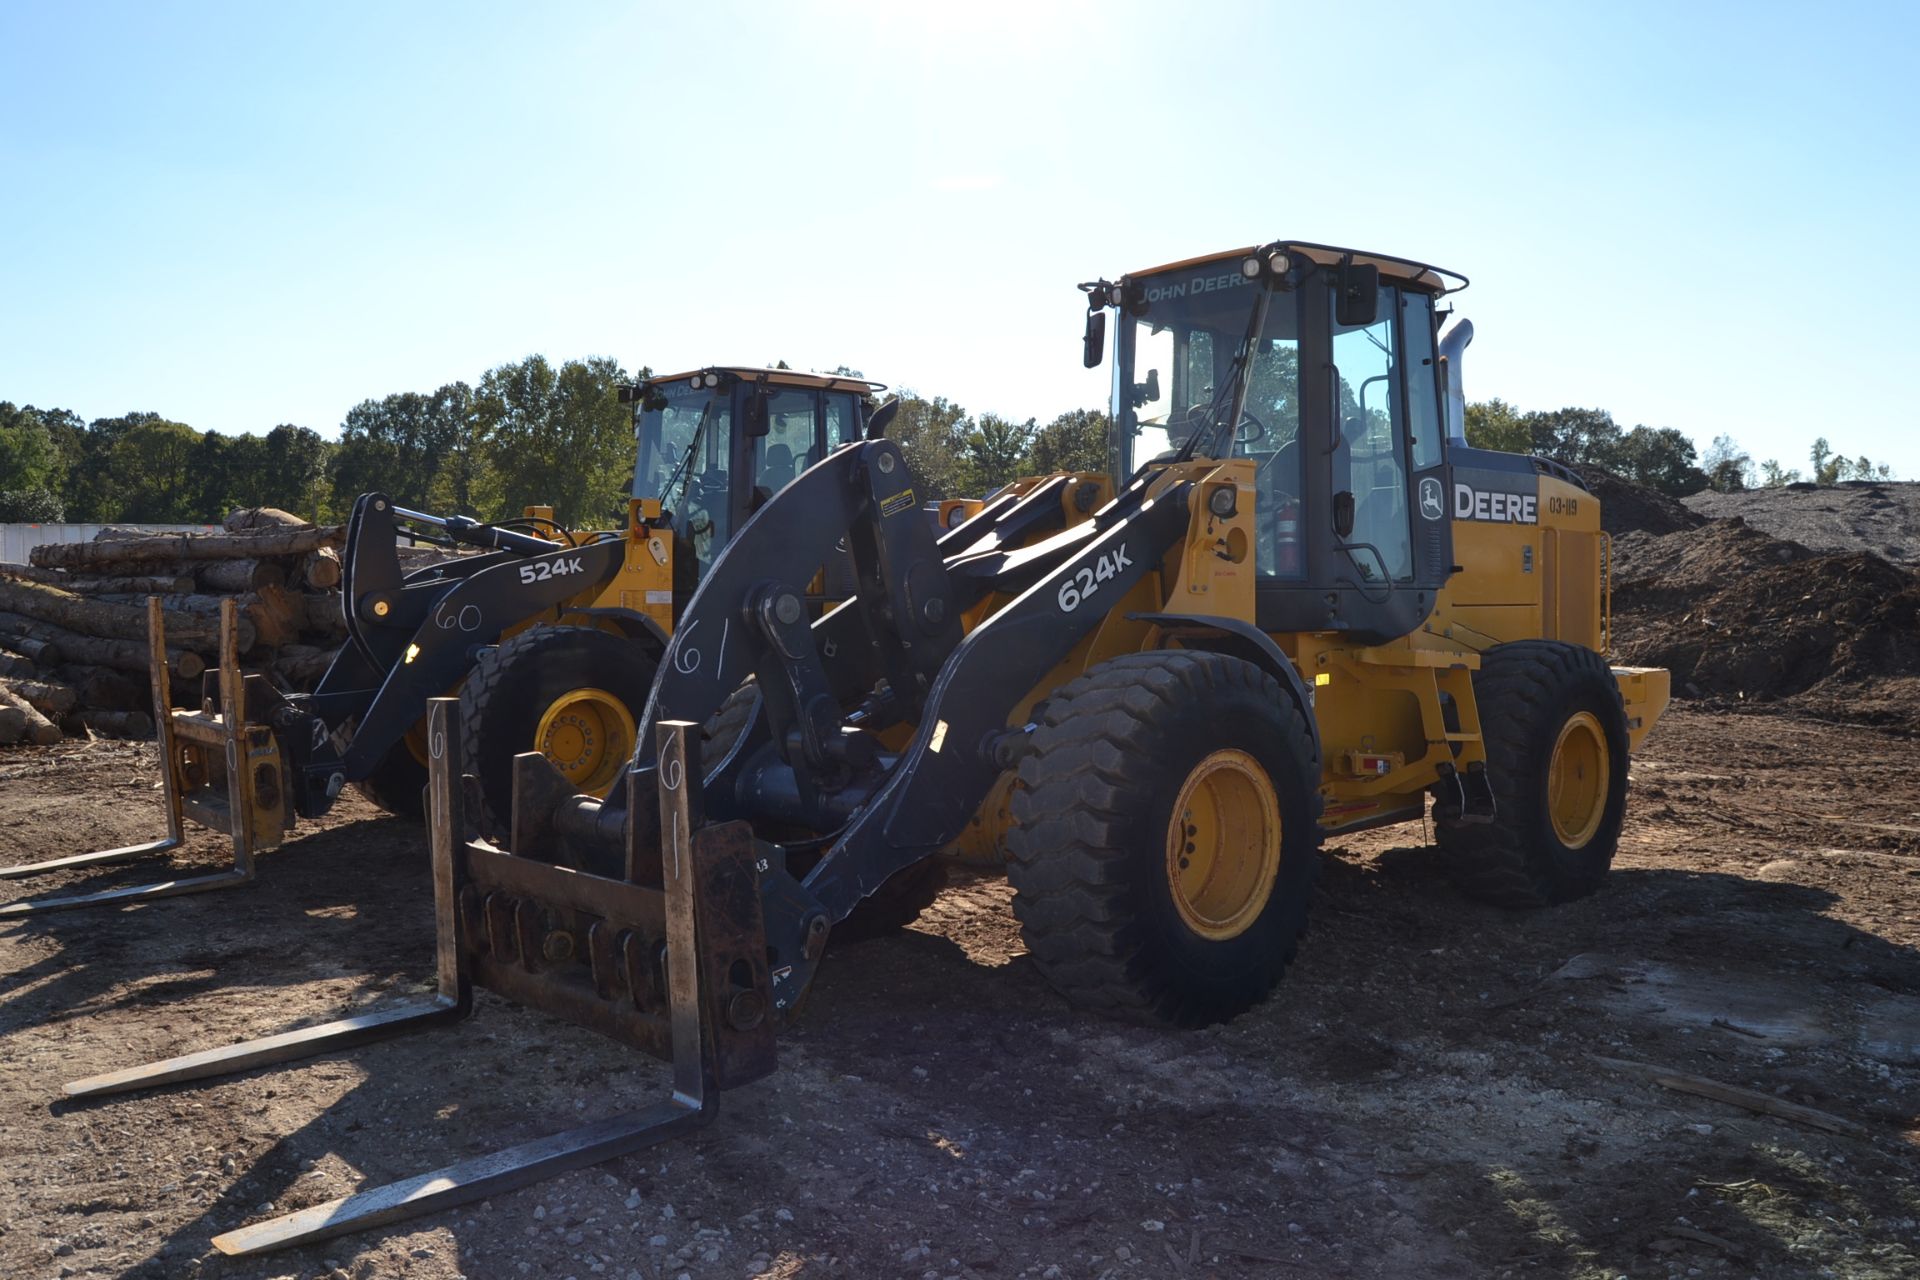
[1331,286,1413,582]
[753,389,819,495]
[1402,292,1444,473]
[825,392,862,450]
[1244,307,1303,579]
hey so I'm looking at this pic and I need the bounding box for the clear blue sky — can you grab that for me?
[3,1,1915,475]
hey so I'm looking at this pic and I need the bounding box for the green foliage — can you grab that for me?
[476,355,632,526]
[1701,435,1751,492]
[1029,408,1110,476]
[1464,400,1707,496]
[72,359,1920,536]
[1758,459,1801,487]
[1806,437,1891,485]
[1811,437,1839,486]
[1614,426,1706,497]
[332,384,477,517]
[883,395,1109,499]
[1462,398,1528,455]
[0,486,64,520]
[260,425,331,518]
[111,419,203,521]
[0,404,65,492]
[886,391,971,499]
[960,414,1038,494]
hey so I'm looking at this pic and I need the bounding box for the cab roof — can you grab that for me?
[643,366,888,396]
[1127,241,1469,295]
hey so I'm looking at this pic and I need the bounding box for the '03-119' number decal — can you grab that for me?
[1058,544,1131,612]
[518,555,585,585]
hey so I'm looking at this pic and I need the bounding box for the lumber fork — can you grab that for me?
[61,699,774,1257]
[0,597,285,916]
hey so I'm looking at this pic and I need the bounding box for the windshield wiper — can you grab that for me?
[1172,289,1271,466]
[658,398,718,516]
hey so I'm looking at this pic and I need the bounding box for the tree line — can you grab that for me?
[1464,400,1894,495]
[0,354,640,527]
[5,368,1892,528]
[0,358,1114,528]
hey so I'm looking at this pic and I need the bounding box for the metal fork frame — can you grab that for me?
[63,701,720,1258]
[0,598,259,917]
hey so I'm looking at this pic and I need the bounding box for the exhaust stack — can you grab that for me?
[1439,318,1474,444]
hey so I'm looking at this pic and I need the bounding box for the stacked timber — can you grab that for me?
[0,508,351,744]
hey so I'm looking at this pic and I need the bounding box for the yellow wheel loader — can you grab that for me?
[0,366,894,914]
[68,242,1667,1255]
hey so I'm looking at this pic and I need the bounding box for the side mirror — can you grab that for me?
[1082,310,1106,368]
[1335,262,1380,328]
[744,389,770,438]
[866,396,899,440]
[1333,489,1356,539]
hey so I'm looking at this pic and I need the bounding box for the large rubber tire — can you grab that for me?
[1436,640,1630,908]
[700,680,759,764]
[459,625,660,837]
[352,734,428,821]
[1004,651,1322,1028]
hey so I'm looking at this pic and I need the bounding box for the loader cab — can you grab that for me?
[630,367,886,579]
[1095,242,1464,644]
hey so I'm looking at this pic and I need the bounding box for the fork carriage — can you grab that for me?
[64,701,777,1256]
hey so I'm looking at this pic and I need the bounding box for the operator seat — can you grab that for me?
[759,442,797,492]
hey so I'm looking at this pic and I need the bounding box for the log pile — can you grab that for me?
[0,508,350,744]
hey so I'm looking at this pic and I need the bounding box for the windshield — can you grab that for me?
[632,378,735,571]
[1113,262,1304,577]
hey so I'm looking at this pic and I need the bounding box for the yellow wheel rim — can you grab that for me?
[1548,711,1610,848]
[534,688,636,795]
[1165,748,1282,941]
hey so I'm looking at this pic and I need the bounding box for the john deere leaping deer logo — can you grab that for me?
[1419,476,1445,521]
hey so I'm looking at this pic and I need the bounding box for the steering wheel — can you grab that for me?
[1179,404,1268,451]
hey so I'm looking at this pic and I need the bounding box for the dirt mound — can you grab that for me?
[1611,517,1920,720]
[1570,464,1707,536]
[1685,481,1920,566]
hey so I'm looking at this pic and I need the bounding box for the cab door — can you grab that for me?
[1256,272,1450,643]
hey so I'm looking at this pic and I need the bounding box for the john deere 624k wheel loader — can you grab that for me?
[70,242,1667,1256]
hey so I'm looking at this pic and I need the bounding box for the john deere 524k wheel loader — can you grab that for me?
[72,242,1667,1256]
[0,366,893,914]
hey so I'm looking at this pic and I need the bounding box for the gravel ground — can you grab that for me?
[2,705,1918,1280]
[1686,482,1920,566]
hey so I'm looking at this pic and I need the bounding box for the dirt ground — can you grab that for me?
[1,705,1916,1280]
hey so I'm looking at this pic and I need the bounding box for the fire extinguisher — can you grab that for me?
[1274,497,1301,576]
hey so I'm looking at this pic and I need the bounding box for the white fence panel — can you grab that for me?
[0,523,221,566]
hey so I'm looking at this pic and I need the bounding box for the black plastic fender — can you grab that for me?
[560,605,671,654]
